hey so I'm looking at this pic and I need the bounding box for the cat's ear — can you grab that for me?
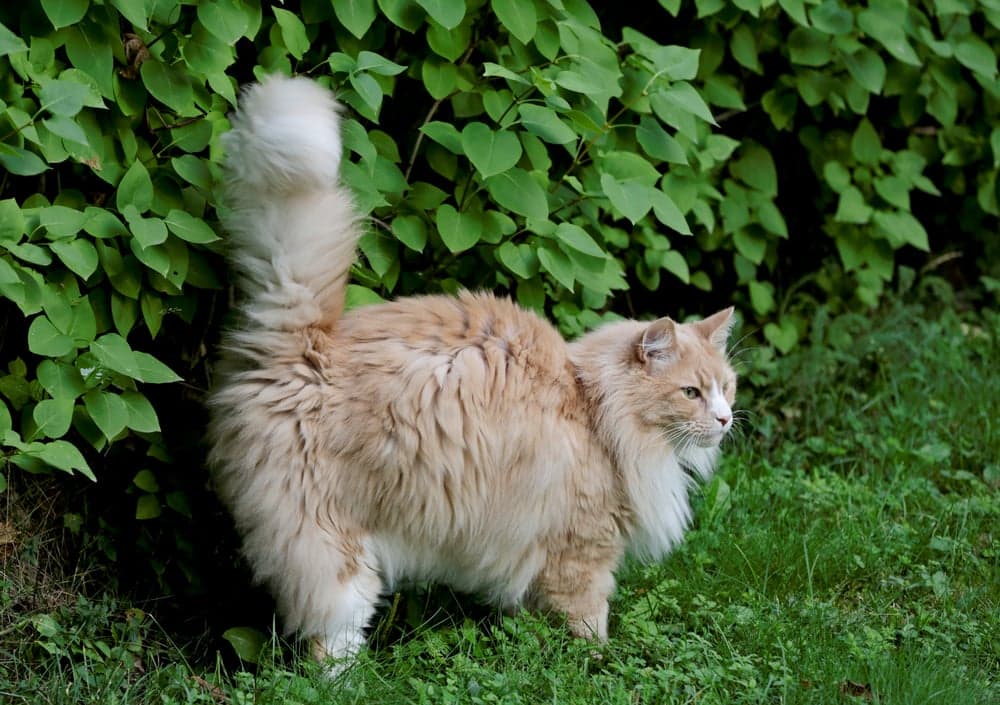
[637,317,677,364]
[696,307,735,353]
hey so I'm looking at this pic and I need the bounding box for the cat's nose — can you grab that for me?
[717,415,731,428]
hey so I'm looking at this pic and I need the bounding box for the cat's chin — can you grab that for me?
[697,430,728,448]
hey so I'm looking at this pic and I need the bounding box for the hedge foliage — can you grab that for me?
[0,0,997,569]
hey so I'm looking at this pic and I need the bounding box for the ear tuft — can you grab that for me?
[696,307,735,352]
[638,318,677,363]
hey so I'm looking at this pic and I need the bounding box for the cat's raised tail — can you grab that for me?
[221,76,361,333]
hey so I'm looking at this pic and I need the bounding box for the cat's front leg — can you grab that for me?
[533,542,619,642]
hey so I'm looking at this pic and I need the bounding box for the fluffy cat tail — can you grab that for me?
[221,76,361,333]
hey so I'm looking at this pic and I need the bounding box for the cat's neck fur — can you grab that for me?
[570,320,718,561]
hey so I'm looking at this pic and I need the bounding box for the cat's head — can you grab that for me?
[631,308,737,450]
[574,307,738,454]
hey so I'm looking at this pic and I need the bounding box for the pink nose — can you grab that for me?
[717,415,731,427]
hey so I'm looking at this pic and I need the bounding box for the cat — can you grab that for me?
[207,75,738,671]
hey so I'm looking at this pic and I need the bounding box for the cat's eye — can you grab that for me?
[682,386,700,399]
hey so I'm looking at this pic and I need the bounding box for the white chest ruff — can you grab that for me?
[626,444,719,561]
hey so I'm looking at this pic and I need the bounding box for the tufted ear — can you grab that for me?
[637,317,677,364]
[695,307,735,353]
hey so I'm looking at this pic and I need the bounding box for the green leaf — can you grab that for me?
[954,35,997,79]
[731,144,778,196]
[764,320,799,354]
[857,7,920,66]
[392,215,428,252]
[492,0,536,44]
[125,210,169,249]
[733,230,767,264]
[537,245,575,291]
[461,122,523,178]
[655,82,716,125]
[834,186,873,224]
[730,25,762,73]
[356,51,407,76]
[344,284,385,310]
[84,208,129,239]
[757,200,788,238]
[556,223,605,258]
[38,206,87,239]
[135,494,161,520]
[198,0,250,43]
[140,292,164,338]
[420,121,463,153]
[42,115,89,146]
[778,0,809,25]
[518,105,577,145]
[0,21,29,57]
[165,209,220,244]
[183,22,234,75]
[28,316,75,357]
[51,239,99,279]
[40,0,89,29]
[358,231,397,277]
[140,60,196,114]
[873,210,929,251]
[749,280,776,315]
[788,27,832,66]
[851,118,882,164]
[116,161,154,213]
[646,44,701,82]
[485,169,549,221]
[823,161,851,193]
[110,0,148,29]
[660,250,690,283]
[809,0,853,35]
[495,241,533,279]
[171,155,213,191]
[435,205,481,253]
[83,390,129,441]
[601,174,652,224]
[650,189,692,235]
[636,117,687,164]
[39,78,96,117]
[33,398,75,439]
[873,175,910,210]
[421,60,458,99]
[844,48,886,94]
[91,334,182,383]
[334,0,377,39]
[223,627,266,664]
[0,199,24,241]
[133,468,160,492]
[121,390,161,433]
[34,440,94,480]
[415,0,465,29]
[350,72,384,114]
[0,144,49,176]
[427,18,470,61]
[37,361,86,400]
[273,8,310,60]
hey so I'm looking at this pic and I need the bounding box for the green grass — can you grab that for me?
[2,300,998,704]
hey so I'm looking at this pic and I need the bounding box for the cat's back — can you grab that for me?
[333,291,573,403]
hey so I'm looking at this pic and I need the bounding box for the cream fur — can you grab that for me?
[208,76,738,670]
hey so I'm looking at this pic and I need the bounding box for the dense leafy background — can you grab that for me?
[0,0,997,611]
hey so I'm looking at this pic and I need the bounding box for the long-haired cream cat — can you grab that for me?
[208,76,737,670]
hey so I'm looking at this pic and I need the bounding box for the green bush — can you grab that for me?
[0,0,996,583]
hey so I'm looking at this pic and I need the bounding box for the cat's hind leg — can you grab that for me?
[243,513,382,674]
[297,534,382,675]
